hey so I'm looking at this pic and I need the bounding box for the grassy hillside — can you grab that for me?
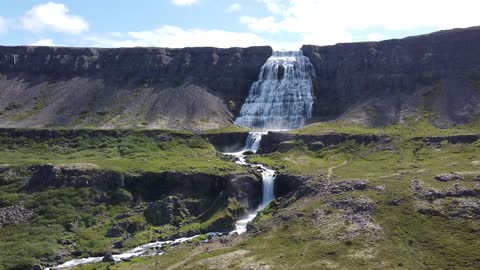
[69,124,480,270]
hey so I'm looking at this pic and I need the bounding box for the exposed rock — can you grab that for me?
[308,141,325,151]
[113,240,125,249]
[31,264,43,270]
[258,132,388,154]
[202,132,249,152]
[0,46,272,130]
[331,180,369,194]
[0,202,35,227]
[102,253,115,263]
[226,174,261,211]
[333,197,376,213]
[277,141,298,153]
[106,225,125,238]
[303,27,480,127]
[106,220,146,237]
[26,164,124,190]
[274,174,310,198]
[434,173,463,182]
[144,196,191,226]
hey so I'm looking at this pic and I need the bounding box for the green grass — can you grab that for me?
[294,117,480,137]
[0,130,243,175]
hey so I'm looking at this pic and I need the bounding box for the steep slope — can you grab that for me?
[302,26,480,127]
[0,46,272,131]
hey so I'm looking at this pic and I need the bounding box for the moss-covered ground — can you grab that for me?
[1,124,479,269]
[72,123,480,270]
[0,129,242,175]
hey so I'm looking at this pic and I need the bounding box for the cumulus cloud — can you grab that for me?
[85,25,271,48]
[172,0,199,6]
[0,16,7,33]
[20,2,89,34]
[31,38,56,46]
[245,0,480,45]
[226,3,242,12]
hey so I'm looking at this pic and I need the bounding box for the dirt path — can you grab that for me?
[327,160,348,179]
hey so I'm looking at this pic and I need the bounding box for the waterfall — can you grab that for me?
[235,50,315,130]
[227,132,276,234]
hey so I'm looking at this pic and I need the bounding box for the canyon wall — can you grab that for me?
[0,46,272,130]
[302,26,480,127]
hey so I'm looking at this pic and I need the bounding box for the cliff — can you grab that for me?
[0,46,272,130]
[302,26,480,127]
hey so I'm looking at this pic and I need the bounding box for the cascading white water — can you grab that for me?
[227,132,275,235]
[47,50,315,269]
[235,50,315,130]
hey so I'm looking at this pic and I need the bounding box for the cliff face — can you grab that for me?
[302,27,480,127]
[0,46,272,130]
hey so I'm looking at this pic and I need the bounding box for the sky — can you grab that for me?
[0,0,479,49]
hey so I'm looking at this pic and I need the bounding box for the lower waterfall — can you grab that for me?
[47,50,312,269]
[49,133,274,269]
[226,132,275,234]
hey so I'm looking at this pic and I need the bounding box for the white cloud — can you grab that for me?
[226,3,242,12]
[366,33,387,42]
[21,2,89,34]
[172,0,199,6]
[85,26,271,48]
[240,16,280,33]
[31,38,56,46]
[0,16,7,33]
[246,0,480,45]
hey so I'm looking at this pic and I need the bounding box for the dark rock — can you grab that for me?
[277,141,297,153]
[388,199,402,206]
[353,181,368,190]
[333,197,376,213]
[71,250,83,257]
[202,132,249,152]
[434,173,463,182]
[0,202,35,227]
[226,174,262,211]
[274,174,309,198]
[258,132,387,154]
[308,141,325,151]
[145,196,190,226]
[26,164,124,190]
[102,253,115,263]
[303,27,480,127]
[106,225,125,238]
[113,241,125,249]
[243,151,255,156]
[0,46,272,130]
[31,264,43,270]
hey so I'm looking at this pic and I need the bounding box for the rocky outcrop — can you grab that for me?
[0,46,272,130]
[202,131,250,152]
[144,196,191,226]
[26,164,124,190]
[0,202,35,227]
[411,179,480,219]
[413,135,480,145]
[302,27,480,127]
[258,131,389,154]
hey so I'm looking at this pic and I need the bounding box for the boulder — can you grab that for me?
[434,173,463,182]
[144,196,190,226]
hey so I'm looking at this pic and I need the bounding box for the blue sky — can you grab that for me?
[0,0,479,49]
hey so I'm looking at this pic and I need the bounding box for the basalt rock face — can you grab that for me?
[0,46,272,131]
[258,131,389,154]
[302,27,480,127]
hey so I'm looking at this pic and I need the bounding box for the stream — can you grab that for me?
[48,132,276,269]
